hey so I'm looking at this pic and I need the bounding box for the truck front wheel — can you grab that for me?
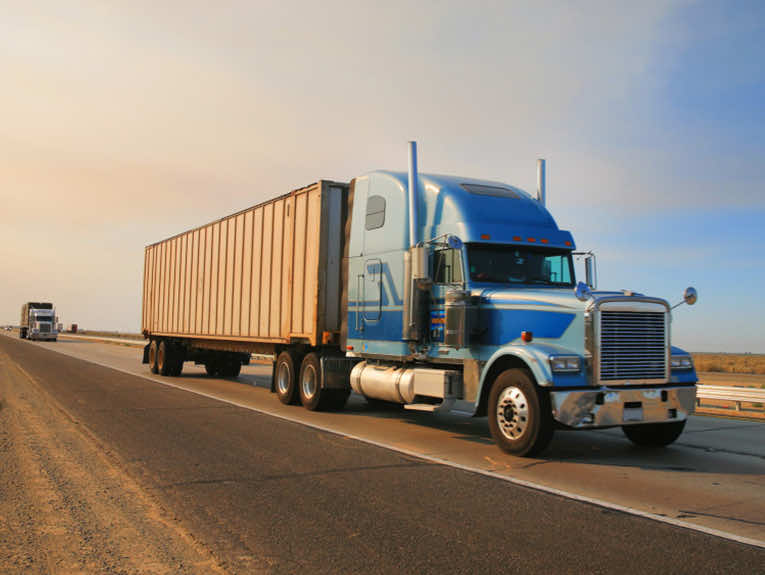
[622,421,686,447]
[275,350,300,405]
[488,369,554,457]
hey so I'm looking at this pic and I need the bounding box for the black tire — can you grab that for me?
[219,360,241,378]
[204,361,219,377]
[19,328,27,339]
[170,351,184,377]
[157,340,172,376]
[327,389,351,411]
[622,420,686,447]
[488,368,554,457]
[149,340,159,374]
[298,353,334,411]
[275,350,301,405]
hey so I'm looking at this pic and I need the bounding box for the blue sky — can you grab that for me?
[0,1,763,352]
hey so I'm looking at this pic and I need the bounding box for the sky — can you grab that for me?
[1,1,763,352]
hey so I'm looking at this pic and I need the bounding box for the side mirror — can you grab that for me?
[574,281,592,302]
[671,286,698,309]
[573,251,598,289]
[447,235,463,250]
[683,286,697,306]
[584,254,597,289]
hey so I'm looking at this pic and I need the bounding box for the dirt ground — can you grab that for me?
[0,348,229,575]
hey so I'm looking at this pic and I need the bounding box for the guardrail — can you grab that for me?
[696,384,765,412]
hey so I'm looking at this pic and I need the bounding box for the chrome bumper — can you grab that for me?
[549,385,696,428]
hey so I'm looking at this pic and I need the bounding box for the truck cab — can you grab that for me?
[20,302,59,342]
[345,166,697,456]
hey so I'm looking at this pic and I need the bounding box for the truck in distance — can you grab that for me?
[20,302,58,341]
[141,143,698,456]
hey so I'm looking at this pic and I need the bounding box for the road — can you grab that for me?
[0,334,763,574]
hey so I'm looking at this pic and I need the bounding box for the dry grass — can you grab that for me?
[692,353,765,375]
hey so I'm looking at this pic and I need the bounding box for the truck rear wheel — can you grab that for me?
[298,353,339,411]
[149,340,159,374]
[488,368,554,457]
[275,350,301,405]
[622,420,686,447]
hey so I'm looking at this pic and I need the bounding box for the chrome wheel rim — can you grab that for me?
[302,364,317,400]
[277,362,291,395]
[496,386,529,441]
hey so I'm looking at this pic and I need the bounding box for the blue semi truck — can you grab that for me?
[142,142,698,456]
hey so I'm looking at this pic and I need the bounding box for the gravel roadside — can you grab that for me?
[0,348,230,575]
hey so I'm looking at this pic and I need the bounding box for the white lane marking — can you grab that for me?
[8,335,765,550]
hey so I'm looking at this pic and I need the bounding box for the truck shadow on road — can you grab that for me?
[335,397,765,476]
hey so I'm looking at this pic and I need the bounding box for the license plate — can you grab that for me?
[623,407,644,422]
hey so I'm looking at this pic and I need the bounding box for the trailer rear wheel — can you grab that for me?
[275,350,300,405]
[169,350,184,377]
[149,340,159,374]
[622,420,686,447]
[204,361,219,377]
[157,340,173,376]
[488,368,553,457]
[219,360,241,378]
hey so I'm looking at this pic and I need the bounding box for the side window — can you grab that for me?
[544,254,571,284]
[433,248,464,284]
[365,195,386,230]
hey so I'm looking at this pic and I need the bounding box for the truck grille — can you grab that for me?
[39,323,51,333]
[600,311,666,381]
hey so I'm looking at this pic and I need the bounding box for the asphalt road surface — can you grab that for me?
[0,335,763,574]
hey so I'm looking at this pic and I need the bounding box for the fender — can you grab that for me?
[472,342,586,416]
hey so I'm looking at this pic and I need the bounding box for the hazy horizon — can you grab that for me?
[2,2,763,353]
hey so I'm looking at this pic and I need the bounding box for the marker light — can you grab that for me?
[670,355,693,370]
[565,241,572,247]
[513,236,522,241]
[527,237,536,243]
[550,356,582,373]
[481,234,491,240]
[521,331,533,343]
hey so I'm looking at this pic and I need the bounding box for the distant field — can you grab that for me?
[75,330,143,340]
[692,353,765,375]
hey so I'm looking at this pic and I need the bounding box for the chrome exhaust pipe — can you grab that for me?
[537,158,546,207]
[408,141,419,247]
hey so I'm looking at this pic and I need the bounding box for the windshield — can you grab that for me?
[467,243,574,286]
[34,315,54,322]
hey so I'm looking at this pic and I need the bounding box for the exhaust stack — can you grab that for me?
[403,141,428,343]
[537,158,546,207]
[408,141,419,247]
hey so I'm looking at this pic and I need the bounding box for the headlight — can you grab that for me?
[671,355,694,370]
[550,355,582,373]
